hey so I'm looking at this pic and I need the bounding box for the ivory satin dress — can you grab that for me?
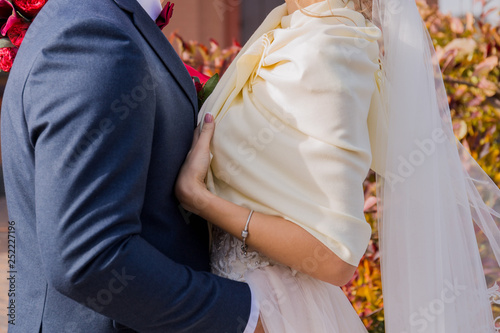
[202,0,388,331]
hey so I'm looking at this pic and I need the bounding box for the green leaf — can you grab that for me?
[203,73,220,97]
[15,10,31,23]
[197,73,220,109]
[0,38,15,48]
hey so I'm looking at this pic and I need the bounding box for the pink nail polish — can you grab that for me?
[204,113,213,123]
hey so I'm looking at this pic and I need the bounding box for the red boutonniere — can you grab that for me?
[156,2,174,30]
[184,64,219,110]
[0,0,47,72]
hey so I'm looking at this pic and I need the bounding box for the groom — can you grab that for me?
[1,0,260,332]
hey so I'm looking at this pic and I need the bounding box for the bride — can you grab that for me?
[176,0,500,332]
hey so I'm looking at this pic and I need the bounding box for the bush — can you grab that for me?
[168,32,241,77]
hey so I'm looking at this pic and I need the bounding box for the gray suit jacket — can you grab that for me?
[1,0,251,331]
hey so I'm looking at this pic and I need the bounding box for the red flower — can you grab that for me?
[0,0,21,36]
[12,0,47,18]
[184,63,210,85]
[193,80,203,94]
[156,2,174,30]
[0,47,18,72]
[7,20,29,47]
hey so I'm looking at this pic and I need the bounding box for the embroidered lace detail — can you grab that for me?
[210,226,275,282]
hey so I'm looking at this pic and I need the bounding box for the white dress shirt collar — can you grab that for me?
[136,0,163,21]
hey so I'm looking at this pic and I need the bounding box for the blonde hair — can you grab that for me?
[294,0,373,21]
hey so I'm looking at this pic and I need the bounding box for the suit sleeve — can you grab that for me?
[25,18,251,332]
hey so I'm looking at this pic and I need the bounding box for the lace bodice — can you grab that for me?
[210,226,277,282]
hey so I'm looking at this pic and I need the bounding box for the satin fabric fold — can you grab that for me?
[201,0,384,267]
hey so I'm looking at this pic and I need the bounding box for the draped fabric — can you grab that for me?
[203,4,383,330]
[201,0,500,331]
[201,0,383,267]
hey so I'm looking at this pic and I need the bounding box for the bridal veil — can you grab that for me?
[372,0,500,331]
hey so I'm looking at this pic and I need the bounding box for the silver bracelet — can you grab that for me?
[241,210,254,256]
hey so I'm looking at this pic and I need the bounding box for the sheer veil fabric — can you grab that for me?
[372,0,500,331]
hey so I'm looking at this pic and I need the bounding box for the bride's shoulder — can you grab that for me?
[262,3,381,87]
[280,0,381,43]
[274,7,381,67]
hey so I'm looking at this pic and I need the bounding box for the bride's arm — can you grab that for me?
[176,114,357,287]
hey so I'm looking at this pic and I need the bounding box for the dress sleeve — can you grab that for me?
[258,19,383,266]
[209,12,385,267]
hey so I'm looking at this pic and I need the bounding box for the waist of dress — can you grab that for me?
[210,226,298,282]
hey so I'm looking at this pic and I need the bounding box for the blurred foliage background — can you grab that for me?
[170,0,500,331]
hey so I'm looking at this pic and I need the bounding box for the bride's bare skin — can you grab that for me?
[285,0,325,14]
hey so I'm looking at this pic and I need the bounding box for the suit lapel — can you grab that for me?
[113,0,197,113]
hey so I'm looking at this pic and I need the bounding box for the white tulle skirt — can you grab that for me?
[245,265,368,333]
[211,227,368,333]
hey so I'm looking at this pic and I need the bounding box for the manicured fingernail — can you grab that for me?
[205,112,213,123]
